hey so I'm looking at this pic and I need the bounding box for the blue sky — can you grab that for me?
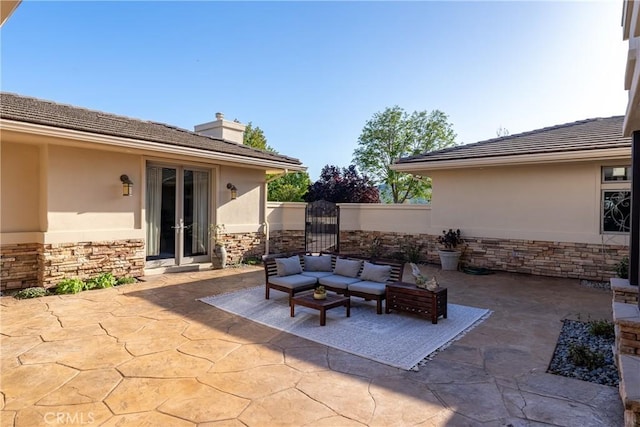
[1,1,628,180]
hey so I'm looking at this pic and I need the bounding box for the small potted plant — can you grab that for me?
[437,229,462,271]
[313,285,327,300]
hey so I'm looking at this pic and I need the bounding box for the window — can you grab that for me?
[601,165,631,233]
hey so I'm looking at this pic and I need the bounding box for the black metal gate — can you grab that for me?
[305,200,339,253]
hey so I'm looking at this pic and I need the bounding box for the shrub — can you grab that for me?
[589,319,615,339]
[91,273,116,289]
[616,256,629,279]
[401,242,425,263]
[437,229,462,250]
[568,343,605,370]
[14,287,48,299]
[56,278,85,295]
[116,276,136,286]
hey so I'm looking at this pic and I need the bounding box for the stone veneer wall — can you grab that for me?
[39,240,145,288]
[0,243,42,291]
[266,230,306,255]
[219,232,265,264]
[611,279,640,427]
[340,231,627,281]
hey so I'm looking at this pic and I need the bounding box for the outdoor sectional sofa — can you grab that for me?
[263,252,405,314]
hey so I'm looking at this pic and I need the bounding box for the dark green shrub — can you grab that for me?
[56,278,85,294]
[116,276,136,286]
[568,344,605,370]
[589,319,615,339]
[14,287,48,299]
[616,256,629,279]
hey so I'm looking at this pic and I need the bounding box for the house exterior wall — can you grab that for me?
[1,142,41,233]
[429,162,628,246]
[266,181,627,280]
[46,145,142,235]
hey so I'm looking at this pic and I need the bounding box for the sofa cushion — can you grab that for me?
[348,281,387,296]
[301,271,334,279]
[269,274,317,289]
[333,258,362,278]
[359,262,391,283]
[303,255,332,272]
[319,274,361,290]
[275,255,302,277]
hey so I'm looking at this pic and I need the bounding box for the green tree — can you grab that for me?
[241,120,310,201]
[353,106,457,203]
[268,171,311,202]
[243,122,275,152]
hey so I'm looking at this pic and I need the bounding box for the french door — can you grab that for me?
[145,164,210,267]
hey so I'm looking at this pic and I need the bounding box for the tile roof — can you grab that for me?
[396,116,630,165]
[0,92,303,167]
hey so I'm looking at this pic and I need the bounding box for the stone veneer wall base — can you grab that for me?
[0,243,42,291]
[611,278,640,427]
[340,231,627,281]
[1,240,145,290]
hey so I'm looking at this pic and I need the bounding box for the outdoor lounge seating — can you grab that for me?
[263,252,404,314]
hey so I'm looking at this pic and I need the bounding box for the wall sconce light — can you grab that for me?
[120,175,133,197]
[226,182,238,200]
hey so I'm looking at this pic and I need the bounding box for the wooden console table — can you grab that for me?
[385,282,447,324]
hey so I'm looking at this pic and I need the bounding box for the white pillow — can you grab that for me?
[303,255,332,272]
[275,255,302,276]
[360,261,392,283]
[333,258,362,278]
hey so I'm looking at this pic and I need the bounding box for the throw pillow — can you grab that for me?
[333,258,362,278]
[275,255,302,277]
[360,261,392,283]
[303,255,332,272]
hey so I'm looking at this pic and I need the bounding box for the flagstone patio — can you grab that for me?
[0,265,623,426]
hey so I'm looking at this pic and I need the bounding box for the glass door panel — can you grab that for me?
[146,165,210,267]
[146,166,177,265]
[183,170,209,259]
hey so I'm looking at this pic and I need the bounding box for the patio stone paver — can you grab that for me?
[100,411,194,427]
[208,343,285,372]
[19,335,132,369]
[116,350,212,378]
[0,265,625,426]
[199,364,303,399]
[36,369,122,405]
[1,364,78,410]
[297,370,376,424]
[13,402,113,426]
[239,388,338,426]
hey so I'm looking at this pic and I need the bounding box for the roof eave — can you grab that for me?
[391,148,632,173]
[0,119,306,173]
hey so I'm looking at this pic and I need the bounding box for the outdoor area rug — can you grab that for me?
[199,286,491,370]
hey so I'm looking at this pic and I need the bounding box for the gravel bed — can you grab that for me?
[579,279,611,290]
[547,319,619,387]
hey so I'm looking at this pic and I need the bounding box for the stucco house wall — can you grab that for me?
[386,116,631,281]
[0,93,305,290]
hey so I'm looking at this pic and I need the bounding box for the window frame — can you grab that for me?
[601,165,632,234]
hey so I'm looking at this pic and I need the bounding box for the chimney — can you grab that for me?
[194,112,246,144]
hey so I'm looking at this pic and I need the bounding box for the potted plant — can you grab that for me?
[437,229,462,271]
[210,224,227,269]
[313,285,327,300]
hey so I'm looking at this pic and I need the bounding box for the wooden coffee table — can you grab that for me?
[290,293,350,326]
